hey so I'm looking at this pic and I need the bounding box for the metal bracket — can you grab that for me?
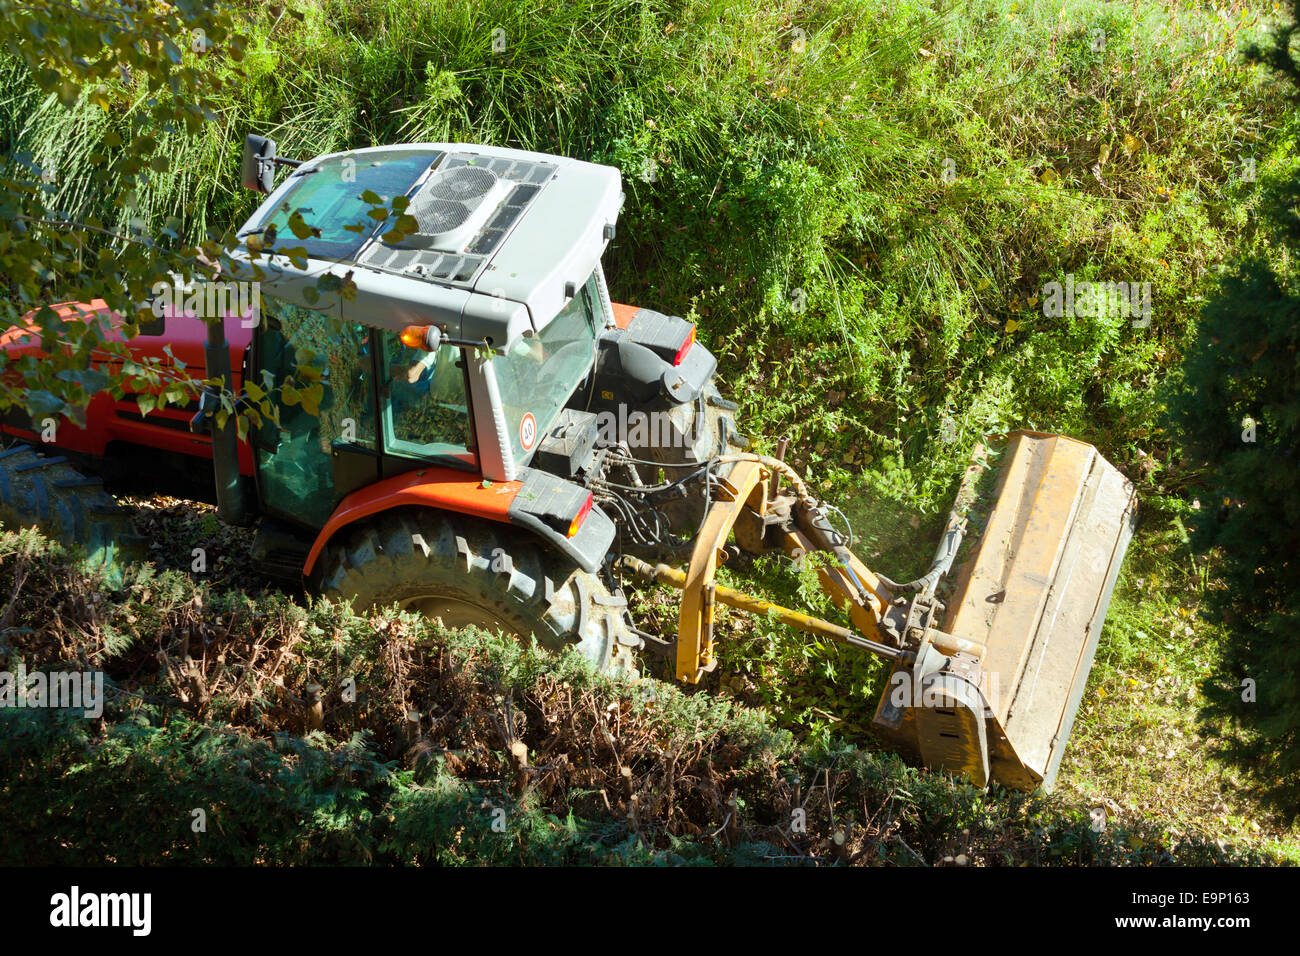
[676,458,766,682]
[188,387,223,435]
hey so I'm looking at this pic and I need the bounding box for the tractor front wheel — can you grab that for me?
[318,509,639,677]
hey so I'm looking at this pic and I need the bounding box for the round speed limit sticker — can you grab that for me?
[519,413,537,451]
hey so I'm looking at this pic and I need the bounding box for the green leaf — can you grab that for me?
[57,368,110,393]
[287,210,317,240]
[26,390,64,416]
[300,384,322,416]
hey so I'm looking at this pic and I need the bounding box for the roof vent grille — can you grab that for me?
[412,196,473,235]
[425,165,497,200]
[403,164,511,250]
[377,152,557,263]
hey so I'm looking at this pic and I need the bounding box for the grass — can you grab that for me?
[1063,534,1300,858]
[2,0,1298,859]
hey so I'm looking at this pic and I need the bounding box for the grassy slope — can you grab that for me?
[1,0,1297,859]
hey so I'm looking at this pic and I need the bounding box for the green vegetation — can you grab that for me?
[0,528,1283,865]
[2,0,1298,860]
[1173,2,1300,815]
[0,0,246,421]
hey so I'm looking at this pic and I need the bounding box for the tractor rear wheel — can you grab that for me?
[0,443,143,574]
[319,509,639,678]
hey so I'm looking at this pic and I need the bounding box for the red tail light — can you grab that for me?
[567,492,594,537]
[673,326,696,366]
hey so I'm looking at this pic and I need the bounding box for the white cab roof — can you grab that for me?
[232,143,623,345]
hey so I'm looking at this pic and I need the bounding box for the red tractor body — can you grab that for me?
[2,301,254,476]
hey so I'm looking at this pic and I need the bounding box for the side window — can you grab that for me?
[263,306,376,452]
[381,332,476,467]
[256,297,377,526]
[493,275,597,461]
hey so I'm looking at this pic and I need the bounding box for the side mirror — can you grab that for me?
[241,134,277,194]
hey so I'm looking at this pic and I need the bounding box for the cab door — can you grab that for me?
[252,295,382,529]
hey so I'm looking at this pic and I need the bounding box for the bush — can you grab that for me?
[0,528,1281,864]
[1172,1,1300,812]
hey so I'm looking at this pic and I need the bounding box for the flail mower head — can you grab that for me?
[872,431,1138,791]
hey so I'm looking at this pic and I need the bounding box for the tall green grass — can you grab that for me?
[3,1,1281,495]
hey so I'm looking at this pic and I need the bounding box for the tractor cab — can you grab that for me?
[249,270,606,530]
[229,141,627,536]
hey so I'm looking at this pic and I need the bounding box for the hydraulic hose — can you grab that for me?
[714,453,815,507]
[875,515,966,597]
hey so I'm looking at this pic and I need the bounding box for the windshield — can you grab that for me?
[493,273,599,461]
[246,150,439,260]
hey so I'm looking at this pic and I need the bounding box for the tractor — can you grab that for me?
[0,137,1137,792]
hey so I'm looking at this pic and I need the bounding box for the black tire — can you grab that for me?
[319,509,640,677]
[0,443,144,574]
